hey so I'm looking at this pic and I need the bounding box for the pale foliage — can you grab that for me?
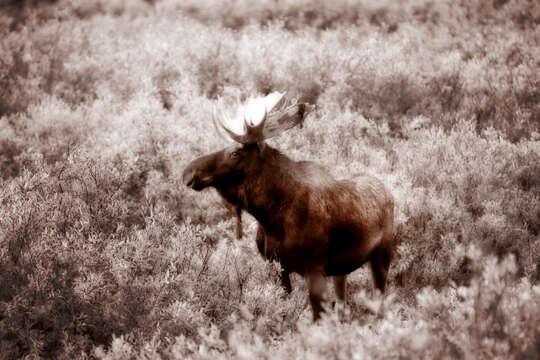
[0,0,538,359]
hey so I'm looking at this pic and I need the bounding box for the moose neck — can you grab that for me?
[217,146,297,237]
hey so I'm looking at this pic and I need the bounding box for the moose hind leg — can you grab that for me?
[307,269,327,321]
[369,247,391,293]
[255,226,266,257]
[332,275,348,320]
[281,269,292,294]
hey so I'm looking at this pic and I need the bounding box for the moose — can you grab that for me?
[183,92,394,320]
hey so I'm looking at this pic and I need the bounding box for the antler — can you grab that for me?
[213,104,268,144]
[213,92,313,144]
[262,102,315,138]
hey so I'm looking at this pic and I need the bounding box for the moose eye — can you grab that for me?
[231,151,241,158]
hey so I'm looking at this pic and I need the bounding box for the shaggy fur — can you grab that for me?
[183,144,394,320]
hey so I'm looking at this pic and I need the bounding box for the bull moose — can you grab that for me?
[182,92,394,320]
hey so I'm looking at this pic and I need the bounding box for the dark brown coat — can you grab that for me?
[183,143,394,320]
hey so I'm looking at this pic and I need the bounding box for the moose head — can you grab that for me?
[183,92,310,193]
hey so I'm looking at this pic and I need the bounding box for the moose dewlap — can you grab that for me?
[183,92,395,320]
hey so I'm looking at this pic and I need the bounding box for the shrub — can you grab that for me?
[1,1,538,358]
[98,250,538,359]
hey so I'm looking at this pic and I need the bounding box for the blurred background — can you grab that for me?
[0,1,538,359]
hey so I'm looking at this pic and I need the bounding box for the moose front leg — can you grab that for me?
[255,226,293,293]
[281,268,292,294]
[307,268,327,321]
[235,206,242,239]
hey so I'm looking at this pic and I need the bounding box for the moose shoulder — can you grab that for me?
[183,92,394,320]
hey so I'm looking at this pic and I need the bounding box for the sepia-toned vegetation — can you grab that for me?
[0,0,538,358]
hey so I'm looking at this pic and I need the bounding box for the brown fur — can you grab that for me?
[183,144,394,320]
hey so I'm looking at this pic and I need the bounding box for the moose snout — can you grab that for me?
[182,167,198,188]
[183,153,221,191]
[183,165,212,191]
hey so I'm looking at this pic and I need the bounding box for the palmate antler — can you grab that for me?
[213,92,312,144]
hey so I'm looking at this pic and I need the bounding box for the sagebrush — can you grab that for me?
[0,0,538,359]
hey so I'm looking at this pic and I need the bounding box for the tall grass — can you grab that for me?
[0,0,538,358]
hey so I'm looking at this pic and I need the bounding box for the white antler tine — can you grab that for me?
[212,103,222,137]
[213,99,227,136]
[260,104,268,129]
[243,107,249,127]
[242,104,264,143]
[213,98,247,144]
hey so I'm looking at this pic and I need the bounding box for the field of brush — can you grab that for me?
[0,0,539,358]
